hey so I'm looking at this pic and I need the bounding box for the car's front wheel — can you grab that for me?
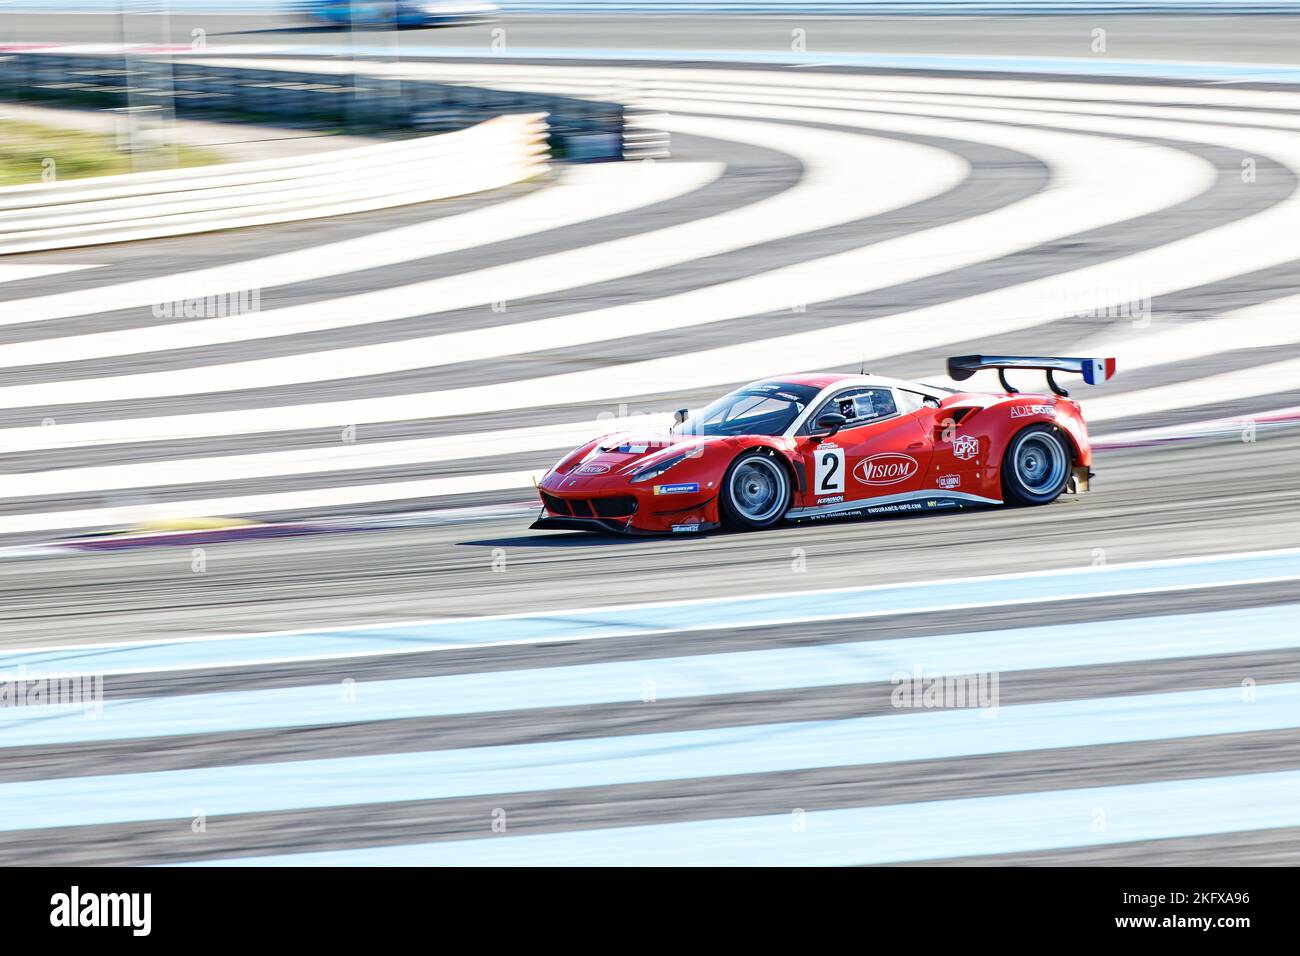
[1001,424,1071,506]
[720,449,792,530]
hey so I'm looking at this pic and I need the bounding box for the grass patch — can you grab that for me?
[0,118,223,187]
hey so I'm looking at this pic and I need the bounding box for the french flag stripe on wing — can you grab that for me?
[1084,358,1117,385]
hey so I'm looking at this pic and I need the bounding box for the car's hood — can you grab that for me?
[565,432,717,477]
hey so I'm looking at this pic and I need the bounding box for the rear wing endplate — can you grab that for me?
[946,354,1116,397]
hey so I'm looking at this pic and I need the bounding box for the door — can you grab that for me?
[796,386,934,513]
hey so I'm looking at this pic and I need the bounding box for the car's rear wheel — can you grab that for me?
[1001,424,1071,506]
[720,449,791,530]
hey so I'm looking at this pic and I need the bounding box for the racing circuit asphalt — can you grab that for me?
[1,16,1300,865]
[8,12,1300,65]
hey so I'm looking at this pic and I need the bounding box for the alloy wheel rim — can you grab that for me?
[730,456,786,522]
[1015,433,1066,492]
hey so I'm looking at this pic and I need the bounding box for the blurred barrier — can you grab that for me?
[0,112,548,254]
[1,52,648,160]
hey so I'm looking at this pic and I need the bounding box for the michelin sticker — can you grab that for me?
[654,483,700,495]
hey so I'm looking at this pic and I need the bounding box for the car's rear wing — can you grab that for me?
[947,354,1116,397]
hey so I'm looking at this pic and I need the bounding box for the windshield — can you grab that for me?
[677,382,821,437]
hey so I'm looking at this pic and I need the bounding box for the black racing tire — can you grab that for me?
[719,449,793,530]
[1001,424,1072,506]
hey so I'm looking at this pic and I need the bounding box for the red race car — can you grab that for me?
[531,354,1116,535]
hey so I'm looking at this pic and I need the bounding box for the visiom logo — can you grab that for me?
[853,453,917,486]
[152,288,261,319]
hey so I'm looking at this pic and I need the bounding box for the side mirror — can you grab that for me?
[671,408,689,432]
[814,412,848,438]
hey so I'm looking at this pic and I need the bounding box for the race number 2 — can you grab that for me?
[815,447,845,494]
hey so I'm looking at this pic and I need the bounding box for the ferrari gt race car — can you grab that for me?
[532,355,1115,535]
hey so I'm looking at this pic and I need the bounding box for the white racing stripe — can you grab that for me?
[0,103,1205,434]
[1071,291,1300,392]
[0,113,958,372]
[0,470,544,536]
[22,82,1292,416]
[0,263,97,284]
[0,418,618,501]
[958,292,1300,400]
[0,298,1248,503]
[12,315,1288,516]
[0,159,721,333]
[1085,353,1300,424]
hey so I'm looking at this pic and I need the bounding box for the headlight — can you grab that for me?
[630,452,689,483]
